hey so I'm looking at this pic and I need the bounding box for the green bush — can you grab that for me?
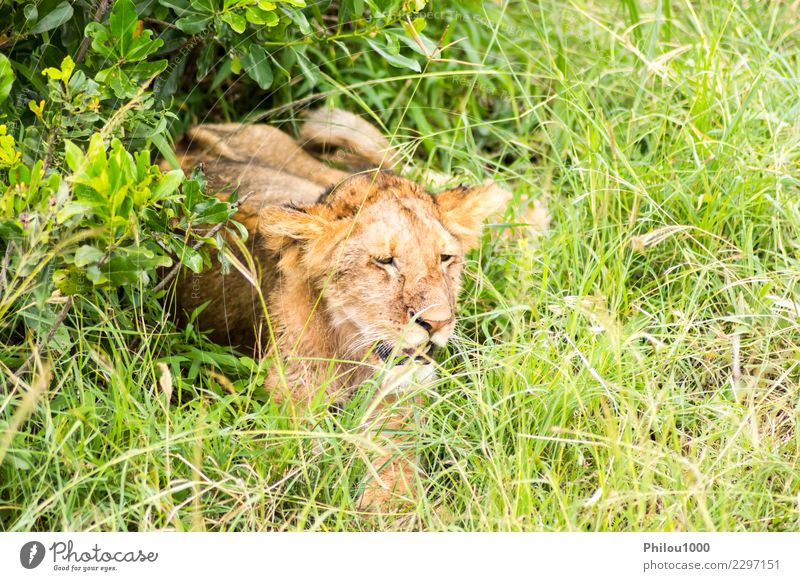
[0,0,436,371]
[3,1,798,532]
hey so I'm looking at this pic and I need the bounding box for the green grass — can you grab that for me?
[2,0,800,531]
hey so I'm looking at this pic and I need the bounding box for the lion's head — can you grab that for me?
[259,171,509,366]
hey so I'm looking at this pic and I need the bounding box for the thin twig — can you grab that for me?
[13,296,73,378]
[40,130,58,175]
[0,242,12,294]
[75,0,111,64]
[143,17,181,30]
[10,234,123,380]
[100,71,162,141]
[152,191,254,294]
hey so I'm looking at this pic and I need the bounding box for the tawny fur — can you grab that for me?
[298,107,402,169]
[170,108,510,509]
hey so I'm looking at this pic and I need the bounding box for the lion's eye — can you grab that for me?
[373,256,395,267]
[440,254,455,264]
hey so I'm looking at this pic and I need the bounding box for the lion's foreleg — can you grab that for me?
[357,389,425,512]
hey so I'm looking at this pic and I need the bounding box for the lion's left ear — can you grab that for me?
[436,182,511,250]
[258,206,329,251]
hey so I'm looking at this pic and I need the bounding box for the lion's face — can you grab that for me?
[260,171,509,363]
[325,194,464,359]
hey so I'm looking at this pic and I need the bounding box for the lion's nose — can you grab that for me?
[408,308,453,335]
[419,317,451,334]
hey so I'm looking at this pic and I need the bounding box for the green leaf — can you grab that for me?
[180,245,204,273]
[105,255,140,285]
[5,449,33,470]
[42,55,75,83]
[246,6,279,26]
[85,22,116,58]
[284,8,311,35]
[54,267,93,294]
[96,65,135,98]
[127,60,169,79]
[158,0,204,16]
[88,0,162,62]
[8,58,46,94]
[0,54,13,104]
[63,140,85,172]
[194,199,235,224]
[74,245,104,268]
[221,11,247,33]
[175,14,213,33]
[366,39,421,72]
[241,45,273,90]
[23,4,38,22]
[293,47,318,85]
[210,58,233,91]
[125,31,165,61]
[85,264,110,285]
[152,170,185,201]
[194,0,216,12]
[30,1,74,34]
[109,0,138,56]
[150,133,180,170]
[56,201,94,223]
[239,356,258,371]
[396,26,437,56]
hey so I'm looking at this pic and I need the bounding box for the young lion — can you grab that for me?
[171,109,509,509]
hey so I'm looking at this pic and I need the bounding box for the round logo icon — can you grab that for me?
[20,541,46,569]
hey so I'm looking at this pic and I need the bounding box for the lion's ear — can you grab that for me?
[258,206,329,251]
[436,182,511,250]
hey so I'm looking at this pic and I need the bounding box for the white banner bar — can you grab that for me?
[1,532,798,580]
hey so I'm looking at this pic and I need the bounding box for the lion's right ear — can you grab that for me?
[258,206,329,251]
[436,181,511,251]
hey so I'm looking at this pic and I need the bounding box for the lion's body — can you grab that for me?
[170,109,509,508]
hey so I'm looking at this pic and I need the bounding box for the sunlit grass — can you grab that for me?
[2,0,799,531]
